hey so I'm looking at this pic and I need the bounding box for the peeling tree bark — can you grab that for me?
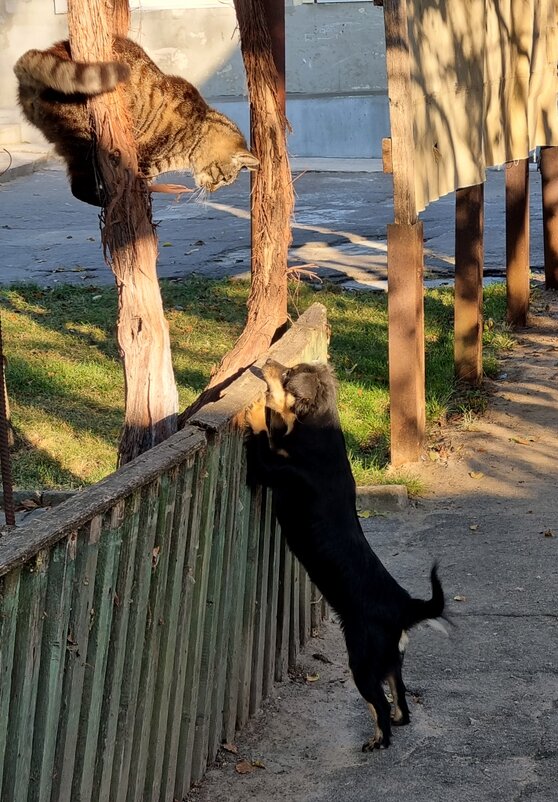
[67,0,178,465]
[181,0,292,423]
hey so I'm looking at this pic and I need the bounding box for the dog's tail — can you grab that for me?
[405,562,445,629]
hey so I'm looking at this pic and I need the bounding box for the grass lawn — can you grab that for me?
[0,278,513,491]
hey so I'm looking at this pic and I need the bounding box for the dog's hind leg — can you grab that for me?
[353,672,392,750]
[387,665,410,726]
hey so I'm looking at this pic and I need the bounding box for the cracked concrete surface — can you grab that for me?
[0,159,546,290]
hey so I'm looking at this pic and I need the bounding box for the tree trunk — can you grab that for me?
[184,0,292,420]
[67,0,178,465]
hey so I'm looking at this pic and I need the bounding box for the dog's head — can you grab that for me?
[260,359,337,431]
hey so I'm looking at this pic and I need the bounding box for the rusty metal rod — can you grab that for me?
[0,317,15,527]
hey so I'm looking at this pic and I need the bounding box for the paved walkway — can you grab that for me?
[0,154,546,290]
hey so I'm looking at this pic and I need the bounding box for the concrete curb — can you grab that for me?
[355,484,408,512]
[2,485,408,514]
[0,489,78,509]
[0,148,52,184]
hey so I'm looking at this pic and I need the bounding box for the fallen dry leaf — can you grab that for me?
[222,743,238,754]
[469,471,484,480]
[305,673,320,683]
[428,450,439,461]
[251,759,266,769]
[543,529,555,538]
[235,760,255,775]
[509,437,531,446]
[469,524,479,532]
[453,594,467,602]
[357,510,372,519]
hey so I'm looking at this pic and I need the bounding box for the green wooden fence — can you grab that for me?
[0,304,328,802]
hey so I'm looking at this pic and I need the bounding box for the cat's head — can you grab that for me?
[190,119,259,192]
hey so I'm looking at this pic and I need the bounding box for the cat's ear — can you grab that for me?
[233,151,260,171]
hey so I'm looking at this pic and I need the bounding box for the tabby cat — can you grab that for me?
[14,37,259,206]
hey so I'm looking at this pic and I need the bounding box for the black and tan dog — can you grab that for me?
[246,359,445,751]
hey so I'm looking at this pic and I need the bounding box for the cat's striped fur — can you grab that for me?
[14,37,259,206]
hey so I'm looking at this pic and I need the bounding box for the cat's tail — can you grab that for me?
[14,49,130,95]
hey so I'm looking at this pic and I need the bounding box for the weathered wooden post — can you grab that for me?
[540,146,558,290]
[505,159,530,326]
[455,184,484,383]
[383,0,425,465]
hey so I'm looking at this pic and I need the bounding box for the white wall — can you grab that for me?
[0,0,389,157]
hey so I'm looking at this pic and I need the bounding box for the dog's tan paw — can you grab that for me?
[362,733,388,751]
[245,397,267,434]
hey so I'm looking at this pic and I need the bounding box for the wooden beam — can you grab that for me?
[505,159,530,327]
[455,184,484,383]
[387,222,425,465]
[383,0,424,465]
[540,146,558,289]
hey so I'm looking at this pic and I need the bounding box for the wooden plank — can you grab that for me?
[1,550,49,802]
[191,434,232,782]
[249,488,272,716]
[28,534,77,802]
[455,184,484,384]
[540,146,558,290]
[71,509,123,802]
[263,510,281,699]
[142,465,194,801]
[0,570,20,792]
[0,427,205,579]
[299,566,312,648]
[157,456,202,802]
[222,448,251,744]
[207,433,243,759]
[383,0,417,224]
[51,518,101,802]
[506,159,530,327]
[289,557,301,668]
[275,540,292,683]
[236,483,263,729]
[173,445,219,799]
[387,221,425,464]
[93,493,142,802]
[124,473,177,802]
[382,137,393,174]
[310,583,324,637]
[110,481,161,802]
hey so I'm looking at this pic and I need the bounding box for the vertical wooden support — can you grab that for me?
[506,159,530,326]
[261,0,285,112]
[455,184,484,383]
[387,223,425,465]
[540,146,558,289]
[383,0,425,464]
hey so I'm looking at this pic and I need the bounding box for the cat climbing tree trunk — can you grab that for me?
[196,0,293,399]
[67,0,178,465]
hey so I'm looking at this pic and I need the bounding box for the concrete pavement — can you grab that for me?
[0,153,546,290]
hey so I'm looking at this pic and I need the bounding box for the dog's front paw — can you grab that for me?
[245,397,267,434]
[362,732,390,751]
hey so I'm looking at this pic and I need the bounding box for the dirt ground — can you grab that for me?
[185,285,558,802]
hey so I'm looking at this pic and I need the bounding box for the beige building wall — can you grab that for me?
[0,0,389,157]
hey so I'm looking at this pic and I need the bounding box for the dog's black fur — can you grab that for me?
[246,359,445,750]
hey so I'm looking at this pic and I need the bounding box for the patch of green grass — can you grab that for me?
[0,279,512,491]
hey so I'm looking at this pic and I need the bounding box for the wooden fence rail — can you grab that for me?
[0,303,328,802]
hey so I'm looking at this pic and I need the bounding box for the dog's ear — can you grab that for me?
[285,371,319,417]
